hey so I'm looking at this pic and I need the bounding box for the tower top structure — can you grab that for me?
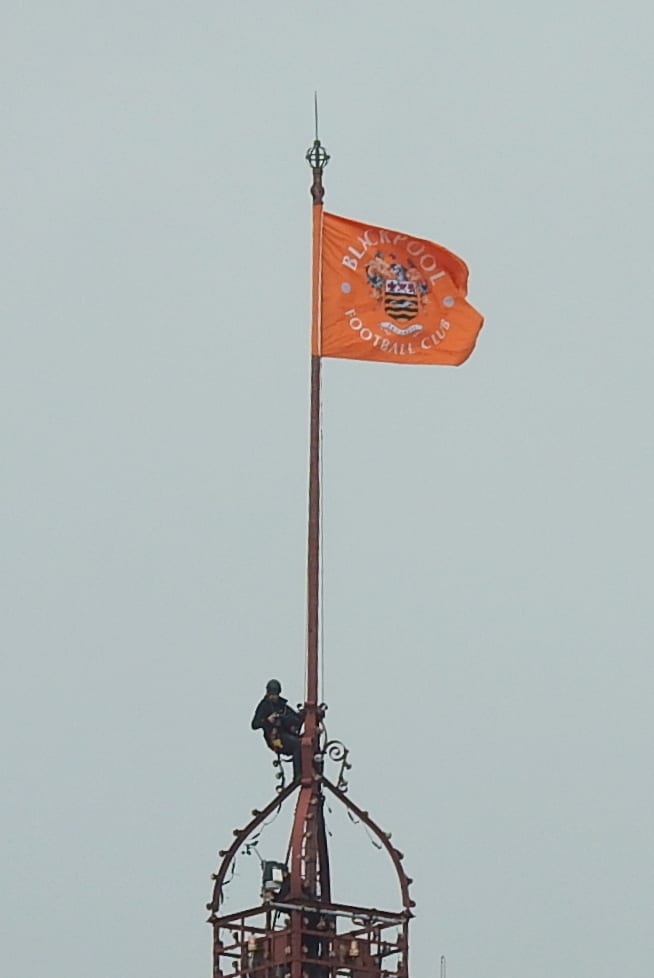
[206,140,415,978]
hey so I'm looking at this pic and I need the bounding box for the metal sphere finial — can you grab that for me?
[306,139,329,203]
[305,139,330,170]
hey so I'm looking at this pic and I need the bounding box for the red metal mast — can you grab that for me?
[288,136,330,905]
[207,141,415,978]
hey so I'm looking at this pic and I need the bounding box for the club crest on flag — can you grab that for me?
[365,252,429,336]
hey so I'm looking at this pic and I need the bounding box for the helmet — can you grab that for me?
[266,679,282,694]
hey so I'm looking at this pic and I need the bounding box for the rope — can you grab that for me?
[319,361,325,705]
[316,205,325,708]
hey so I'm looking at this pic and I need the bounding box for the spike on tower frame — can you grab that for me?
[207,140,415,978]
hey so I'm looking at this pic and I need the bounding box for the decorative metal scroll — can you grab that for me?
[322,739,352,792]
[268,720,352,795]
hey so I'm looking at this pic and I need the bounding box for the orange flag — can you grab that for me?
[318,212,483,366]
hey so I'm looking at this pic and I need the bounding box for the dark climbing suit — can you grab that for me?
[251,696,302,781]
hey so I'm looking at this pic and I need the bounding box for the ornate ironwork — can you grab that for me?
[209,762,414,978]
[323,739,352,793]
[305,139,330,170]
[306,138,329,204]
[207,781,298,914]
[211,900,408,978]
[321,778,415,914]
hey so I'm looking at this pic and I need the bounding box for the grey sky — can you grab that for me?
[2,3,652,977]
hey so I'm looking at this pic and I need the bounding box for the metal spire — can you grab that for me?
[306,92,329,204]
[207,117,415,978]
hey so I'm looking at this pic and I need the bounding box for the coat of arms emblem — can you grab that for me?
[364,252,430,335]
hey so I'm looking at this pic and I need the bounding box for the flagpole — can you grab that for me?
[303,136,329,770]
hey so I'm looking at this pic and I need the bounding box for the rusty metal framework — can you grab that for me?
[207,137,414,978]
[208,749,415,978]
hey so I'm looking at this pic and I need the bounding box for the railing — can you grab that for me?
[210,901,409,978]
